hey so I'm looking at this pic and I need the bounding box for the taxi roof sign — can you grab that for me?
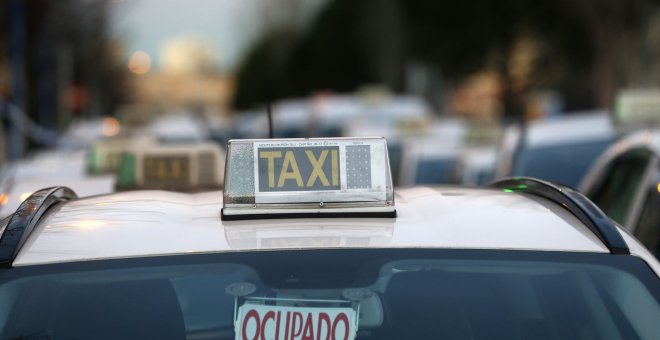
[614,89,660,126]
[221,137,396,220]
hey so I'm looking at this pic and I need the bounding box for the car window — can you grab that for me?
[511,138,613,188]
[1,250,658,340]
[414,158,457,184]
[588,149,653,225]
[634,164,660,258]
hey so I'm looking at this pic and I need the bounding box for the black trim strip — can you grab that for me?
[221,209,397,221]
[0,186,77,267]
[489,177,629,255]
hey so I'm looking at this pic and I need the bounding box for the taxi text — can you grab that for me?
[258,146,340,192]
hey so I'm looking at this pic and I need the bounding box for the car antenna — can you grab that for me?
[267,102,274,139]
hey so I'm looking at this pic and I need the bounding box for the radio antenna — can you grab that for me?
[267,102,274,139]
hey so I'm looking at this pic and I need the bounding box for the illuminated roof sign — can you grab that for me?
[222,138,395,220]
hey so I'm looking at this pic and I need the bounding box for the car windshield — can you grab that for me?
[0,249,658,340]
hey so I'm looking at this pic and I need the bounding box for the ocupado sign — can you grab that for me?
[235,304,357,340]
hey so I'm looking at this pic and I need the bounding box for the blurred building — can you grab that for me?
[1,0,127,160]
[130,73,234,111]
[125,36,235,114]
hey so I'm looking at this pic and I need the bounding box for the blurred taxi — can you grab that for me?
[58,117,123,150]
[0,137,658,339]
[117,141,225,191]
[87,135,156,175]
[0,150,116,218]
[454,145,497,186]
[149,113,210,144]
[272,92,433,139]
[395,119,466,186]
[580,130,660,258]
[579,90,660,258]
[86,113,227,192]
[612,89,660,131]
[453,122,502,186]
[495,111,615,188]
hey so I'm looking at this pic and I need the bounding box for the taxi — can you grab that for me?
[495,111,615,188]
[579,129,660,258]
[0,137,658,340]
[116,141,225,191]
[0,150,116,219]
[579,90,660,258]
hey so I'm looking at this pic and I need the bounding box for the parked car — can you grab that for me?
[495,111,615,188]
[580,129,660,257]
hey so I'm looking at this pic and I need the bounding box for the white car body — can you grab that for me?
[8,186,659,278]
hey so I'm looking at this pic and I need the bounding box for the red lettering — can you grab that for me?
[331,313,350,340]
[242,309,260,340]
[284,311,291,340]
[317,313,331,340]
[301,313,315,340]
[261,311,276,340]
[275,311,282,340]
[241,308,353,340]
[291,312,303,340]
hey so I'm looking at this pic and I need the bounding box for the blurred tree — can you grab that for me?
[233,29,299,109]
[567,0,656,107]
[233,0,659,114]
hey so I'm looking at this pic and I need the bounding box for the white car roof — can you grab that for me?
[8,186,637,267]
